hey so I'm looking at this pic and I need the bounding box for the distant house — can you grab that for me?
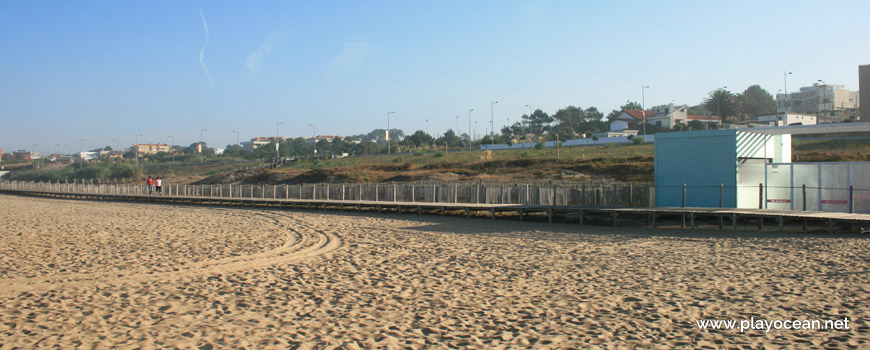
[609,109,651,131]
[611,104,720,131]
[241,137,291,150]
[79,152,100,161]
[132,143,171,157]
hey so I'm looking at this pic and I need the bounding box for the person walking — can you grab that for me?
[155,176,163,195]
[146,176,154,195]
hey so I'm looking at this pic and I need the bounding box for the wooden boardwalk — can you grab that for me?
[3,188,869,233]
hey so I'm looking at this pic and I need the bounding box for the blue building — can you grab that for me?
[654,129,790,208]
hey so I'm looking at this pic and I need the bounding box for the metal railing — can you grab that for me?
[0,180,653,207]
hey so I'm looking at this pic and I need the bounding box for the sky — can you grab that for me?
[2,0,869,155]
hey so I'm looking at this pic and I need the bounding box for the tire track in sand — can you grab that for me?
[0,210,341,292]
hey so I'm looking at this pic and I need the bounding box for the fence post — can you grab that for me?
[612,184,618,207]
[849,185,854,214]
[802,184,807,211]
[719,183,724,208]
[681,184,686,208]
[526,184,530,205]
[375,184,379,201]
[758,183,763,209]
[392,184,396,202]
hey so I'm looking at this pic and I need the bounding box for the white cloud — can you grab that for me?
[245,40,276,73]
[332,42,372,69]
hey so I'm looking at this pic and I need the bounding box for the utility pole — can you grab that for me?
[641,85,649,135]
[467,109,473,151]
[200,129,207,164]
[135,134,142,164]
[79,139,86,169]
[231,131,239,157]
[276,122,284,158]
[490,101,498,149]
[387,111,395,154]
[168,135,175,164]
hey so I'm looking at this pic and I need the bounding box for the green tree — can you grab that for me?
[436,129,462,148]
[703,88,738,123]
[405,130,435,148]
[606,101,643,121]
[737,84,777,119]
[521,109,553,135]
[687,104,707,116]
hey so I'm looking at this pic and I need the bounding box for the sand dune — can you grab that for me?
[0,194,867,349]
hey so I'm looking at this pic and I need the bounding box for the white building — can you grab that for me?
[777,83,859,122]
[757,113,817,126]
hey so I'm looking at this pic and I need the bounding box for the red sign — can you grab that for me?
[821,200,848,205]
[766,199,791,203]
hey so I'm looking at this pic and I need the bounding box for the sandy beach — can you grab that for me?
[0,194,867,349]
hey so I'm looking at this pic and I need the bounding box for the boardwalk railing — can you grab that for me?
[0,180,654,207]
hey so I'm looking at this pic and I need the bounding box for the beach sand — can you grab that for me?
[1,194,867,349]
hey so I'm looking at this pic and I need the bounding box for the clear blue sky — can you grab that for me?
[2,0,868,155]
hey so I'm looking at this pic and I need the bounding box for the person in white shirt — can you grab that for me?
[155,176,163,195]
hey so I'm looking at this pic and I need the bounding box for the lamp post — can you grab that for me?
[276,122,284,158]
[135,133,142,164]
[111,139,119,152]
[776,90,782,126]
[309,124,316,158]
[231,131,239,157]
[387,111,395,154]
[783,71,792,113]
[168,135,175,164]
[641,85,649,135]
[490,101,498,148]
[200,129,207,163]
[467,109,474,150]
[79,139,86,169]
[31,143,38,171]
[524,104,532,136]
[64,144,71,155]
[817,79,826,121]
[55,143,60,155]
[717,86,728,126]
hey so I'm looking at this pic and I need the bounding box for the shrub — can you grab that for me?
[603,143,615,149]
[413,150,425,156]
[535,142,546,150]
[433,151,445,158]
[632,137,645,145]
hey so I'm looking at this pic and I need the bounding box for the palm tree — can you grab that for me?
[703,88,738,123]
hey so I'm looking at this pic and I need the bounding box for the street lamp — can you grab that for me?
[783,71,792,113]
[309,124,316,158]
[31,143,38,171]
[490,101,498,148]
[200,129,207,163]
[276,122,284,158]
[641,85,649,135]
[64,144,71,155]
[111,139,119,152]
[135,134,142,163]
[387,111,395,154]
[231,131,239,157]
[467,109,474,150]
[455,115,460,138]
[817,79,826,120]
[168,135,175,163]
[79,139,86,169]
[524,104,532,136]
